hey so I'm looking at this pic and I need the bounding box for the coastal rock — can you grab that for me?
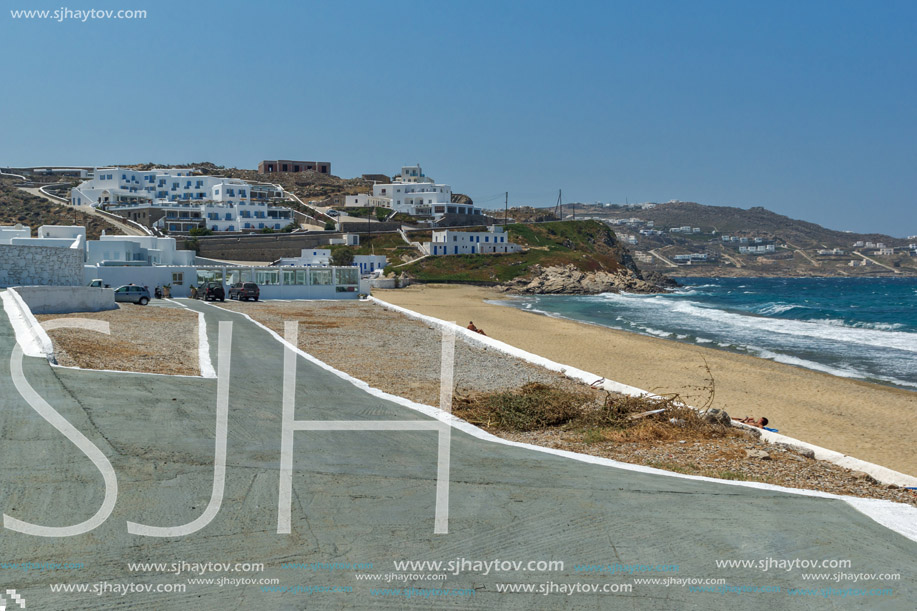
[777,443,815,459]
[503,264,668,295]
[701,408,731,426]
[850,470,878,484]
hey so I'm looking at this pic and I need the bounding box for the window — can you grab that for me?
[172,273,184,286]
[335,268,359,285]
[255,269,279,285]
[310,268,332,285]
[197,269,223,284]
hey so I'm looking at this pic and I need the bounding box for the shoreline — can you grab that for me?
[491,293,916,393]
[375,284,917,476]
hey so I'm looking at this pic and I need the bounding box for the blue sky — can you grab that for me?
[2,0,915,236]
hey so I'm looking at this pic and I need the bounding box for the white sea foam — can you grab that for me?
[665,300,917,353]
[756,302,800,315]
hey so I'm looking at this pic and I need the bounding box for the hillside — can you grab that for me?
[549,201,917,277]
[0,177,108,239]
[598,202,908,248]
[396,220,652,285]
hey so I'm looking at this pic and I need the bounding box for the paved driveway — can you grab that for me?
[0,297,914,609]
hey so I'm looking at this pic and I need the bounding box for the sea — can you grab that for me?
[492,277,917,391]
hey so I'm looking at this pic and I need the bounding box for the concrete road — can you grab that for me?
[18,186,147,236]
[0,298,914,609]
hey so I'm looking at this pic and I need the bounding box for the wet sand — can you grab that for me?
[375,284,917,476]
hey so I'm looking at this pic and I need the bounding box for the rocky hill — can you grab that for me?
[397,220,675,293]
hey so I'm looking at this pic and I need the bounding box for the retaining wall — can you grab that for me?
[0,244,84,287]
[13,286,116,314]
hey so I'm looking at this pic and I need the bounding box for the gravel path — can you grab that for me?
[37,302,199,376]
[215,299,582,405]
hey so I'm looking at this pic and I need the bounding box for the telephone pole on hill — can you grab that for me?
[504,192,508,227]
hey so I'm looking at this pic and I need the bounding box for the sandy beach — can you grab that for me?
[375,284,917,476]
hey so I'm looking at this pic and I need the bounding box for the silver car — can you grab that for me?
[114,285,151,305]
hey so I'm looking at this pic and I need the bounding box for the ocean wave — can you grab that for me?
[811,318,905,331]
[755,302,802,316]
[638,327,673,338]
[751,349,868,380]
[665,300,917,354]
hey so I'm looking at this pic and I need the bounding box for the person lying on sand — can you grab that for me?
[734,416,769,428]
[467,321,487,336]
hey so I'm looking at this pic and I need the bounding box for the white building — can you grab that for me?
[87,235,195,266]
[673,253,708,263]
[273,248,387,275]
[71,168,294,232]
[0,224,33,244]
[353,255,388,275]
[424,225,522,256]
[9,225,85,250]
[344,165,480,218]
[276,249,332,267]
[739,244,776,255]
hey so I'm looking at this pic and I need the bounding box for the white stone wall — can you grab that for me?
[13,286,116,314]
[0,244,84,287]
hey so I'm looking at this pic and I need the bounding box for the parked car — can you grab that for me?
[203,282,225,302]
[229,282,260,301]
[113,285,150,305]
[326,209,340,217]
[88,279,110,288]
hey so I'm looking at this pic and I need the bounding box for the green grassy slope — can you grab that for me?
[397,220,635,283]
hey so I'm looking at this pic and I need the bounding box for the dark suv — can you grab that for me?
[203,282,225,302]
[229,282,260,301]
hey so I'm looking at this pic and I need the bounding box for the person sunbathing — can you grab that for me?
[735,416,769,428]
[467,321,487,336]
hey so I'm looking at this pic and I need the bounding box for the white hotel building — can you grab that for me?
[71,168,294,232]
[424,225,522,256]
[345,165,480,218]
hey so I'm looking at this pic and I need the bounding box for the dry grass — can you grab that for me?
[453,383,739,443]
[36,304,200,376]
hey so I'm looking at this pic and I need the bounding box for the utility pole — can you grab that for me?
[504,191,508,227]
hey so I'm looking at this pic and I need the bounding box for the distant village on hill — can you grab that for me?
[2,162,915,290]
